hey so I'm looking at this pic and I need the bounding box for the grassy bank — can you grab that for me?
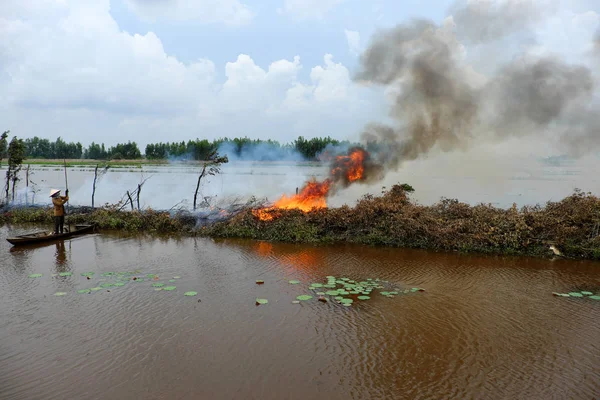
[21,159,171,167]
[3,185,600,260]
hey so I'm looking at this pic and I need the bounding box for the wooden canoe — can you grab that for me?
[6,224,96,246]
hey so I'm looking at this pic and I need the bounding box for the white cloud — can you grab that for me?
[278,0,346,20]
[0,1,370,147]
[125,0,255,26]
[344,29,361,56]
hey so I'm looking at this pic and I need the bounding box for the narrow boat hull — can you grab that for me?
[6,224,96,245]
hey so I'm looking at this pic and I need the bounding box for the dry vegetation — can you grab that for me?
[201,185,600,260]
[3,184,600,260]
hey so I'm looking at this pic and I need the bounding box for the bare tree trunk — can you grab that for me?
[5,170,9,202]
[92,164,98,208]
[11,176,17,202]
[136,183,141,210]
[193,164,207,211]
[126,191,134,210]
[25,165,30,205]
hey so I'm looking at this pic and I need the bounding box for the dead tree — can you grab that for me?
[92,164,110,208]
[193,150,228,211]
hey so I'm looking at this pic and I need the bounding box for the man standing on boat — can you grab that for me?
[50,189,69,234]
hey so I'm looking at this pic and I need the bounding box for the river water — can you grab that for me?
[1,226,599,399]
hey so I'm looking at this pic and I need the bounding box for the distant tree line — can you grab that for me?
[16,135,349,161]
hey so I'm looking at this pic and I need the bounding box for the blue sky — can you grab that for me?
[0,0,598,153]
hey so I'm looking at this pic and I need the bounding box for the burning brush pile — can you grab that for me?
[252,147,382,221]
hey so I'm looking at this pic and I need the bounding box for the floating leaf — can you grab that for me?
[349,291,360,295]
[340,298,353,304]
[380,291,390,296]
[589,295,600,300]
[169,279,176,283]
[324,284,337,289]
[357,296,370,300]
[54,292,67,296]
[81,272,95,277]
[28,273,43,278]
[184,291,197,296]
[101,283,113,288]
[113,282,125,287]
[77,289,91,294]
[296,295,313,301]
[581,291,593,296]
[256,298,268,305]
[338,291,349,295]
[326,276,335,279]
[289,280,300,285]
[326,290,339,296]
[568,292,584,297]
[58,272,72,277]
[341,278,349,281]
[102,272,114,277]
[335,296,344,301]
[311,283,324,288]
[342,303,352,307]
[152,283,164,288]
[163,286,176,291]
[90,287,102,291]
[316,292,325,296]
[154,288,163,291]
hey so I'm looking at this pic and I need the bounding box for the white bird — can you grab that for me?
[549,245,562,256]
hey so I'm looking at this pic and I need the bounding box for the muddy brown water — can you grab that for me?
[1,225,599,400]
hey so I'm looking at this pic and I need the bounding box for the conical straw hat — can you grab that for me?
[49,189,60,197]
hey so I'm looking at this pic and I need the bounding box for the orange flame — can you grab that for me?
[253,179,331,221]
[253,148,368,221]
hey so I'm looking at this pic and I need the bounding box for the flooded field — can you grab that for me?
[3,153,600,211]
[1,226,599,399]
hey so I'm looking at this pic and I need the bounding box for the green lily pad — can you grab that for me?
[338,291,349,295]
[154,288,163,291]
[357,296,370,300]
[324,284,337,289]
[326,276,335,279]
[54,292,67,296]
[342,303,352,307]
[169,279,176,283]
[184,291,197,296]
[289,280,300,285]
[77,289,91,294]
[147,274,156,278]
[316,292,325,296]
[380,292,390,296]
[163,286,176,291]
[311,283,324,288]
[113,282,125,287]
[102,272,114,277]
[101,283,113,288]
[340,298,353,304]
[349,291,360,295]
[152,283,165,288]
[81,272,95,277]
[326,290,339,296]
[589,295,600,300]
[90,287,102,291]
[581,291,593,295]
[334,296,344,301]
[389,291,399,295]
[28,273,43,278]
[256,298,268,305]
[296,295,313,301]
[341,278,349,281]
[568,292,584,297]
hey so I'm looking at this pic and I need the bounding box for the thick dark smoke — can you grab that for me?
[352,1,600,174]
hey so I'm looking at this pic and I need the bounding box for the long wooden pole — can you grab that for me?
[63,159,70,232]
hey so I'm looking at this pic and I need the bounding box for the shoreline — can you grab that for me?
[2,185,600,261]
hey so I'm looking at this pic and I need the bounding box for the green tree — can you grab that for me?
[0,130,8,168]
[5,135,26,202]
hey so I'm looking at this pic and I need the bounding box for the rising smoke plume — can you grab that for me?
[351,1,600,179]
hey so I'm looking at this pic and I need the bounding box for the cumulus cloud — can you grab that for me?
[125,0,255,26]
[344,29,361,56]
[278,0,346,20]
[0,0,367,147]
